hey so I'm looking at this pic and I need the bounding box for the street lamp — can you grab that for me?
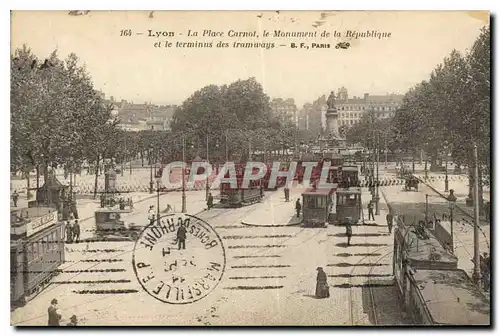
[149,146,154,194]
[425,194,429,225]
[181,135,187,213]
[156,176,161,224]
[443,141,450,193]
[424,142,428,180]
[206,133,210,201]
[375,135,380,215]
[447,189,457,253]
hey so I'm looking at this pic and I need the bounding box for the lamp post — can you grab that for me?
[384,137,388,170]
[375,135,380,215]
[443,142,449,193]
[472,144,481,285]
[425,194,429,225]
[424,143,428,180]
[181,136,187,213]
[447,189,457,253]
[205,133,210,201]
[149,146,154,194]
[156,177,161,224]
[225,131,229,162]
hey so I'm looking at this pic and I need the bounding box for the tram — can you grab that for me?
[393,218,490,325]
[220,163,263,207]
[11,206,65,306]
[301,184,335,227]
[335,187,362,225]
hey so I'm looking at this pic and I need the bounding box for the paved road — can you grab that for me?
[11,200,407,326]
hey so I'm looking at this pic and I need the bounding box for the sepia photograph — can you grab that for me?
[9,10,491,326]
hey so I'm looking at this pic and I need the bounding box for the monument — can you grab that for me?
[319,91,346,153]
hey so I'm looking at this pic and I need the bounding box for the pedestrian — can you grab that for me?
[100,193,105,208]
[47,298,62,326]
[176,223,187,250]
[148,206,155,225]
[480,252,490,291]
[386,212,393,234]
[72,220,80,244]
[368,200,375,221]
[65,220,73,244]
[66,315,78,326]
[207,193,214,210]
[71,199,79,219]
[119,197,125,210]
[12,190,19,207]
[315,267,330,298]
[284,186,290,202]
[346,222,352,246]
[484,201,490,221]
[295,198,302,218]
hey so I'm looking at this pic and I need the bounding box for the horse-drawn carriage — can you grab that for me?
[404,176,419,191]
[94,209,142,241]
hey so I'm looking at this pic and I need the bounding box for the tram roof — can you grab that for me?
[336,187,362,194]
[341,166,359,172]
[400,226,458,266]
[411,269,490,325]
[302,188,334,196]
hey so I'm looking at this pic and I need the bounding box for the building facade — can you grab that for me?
[335,87,403,127]
[98,92,176,132]
[271,98,298,126]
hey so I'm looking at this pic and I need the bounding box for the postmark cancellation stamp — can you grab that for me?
[132,213,226,304]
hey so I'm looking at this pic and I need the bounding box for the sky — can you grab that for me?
[11,10,488,107]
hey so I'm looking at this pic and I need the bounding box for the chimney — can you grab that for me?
[364,93,369,100]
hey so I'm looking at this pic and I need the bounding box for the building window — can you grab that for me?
[350,120,353,125]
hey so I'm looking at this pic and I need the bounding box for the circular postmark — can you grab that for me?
[132,213,225,304]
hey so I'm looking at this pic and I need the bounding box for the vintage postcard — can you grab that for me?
[10,10,490,326]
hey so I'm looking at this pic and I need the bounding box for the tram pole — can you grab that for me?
[181,135,187,213]
[472,144,481,285]
[375,135,380,215]
[205,133,209,201]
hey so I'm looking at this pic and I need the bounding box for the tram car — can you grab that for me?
[393,218,490,325]
[335,187,362,225]
[11,206,64,306]
[339,164,359,188]
[220,164,263,207]
[301,183,335,228]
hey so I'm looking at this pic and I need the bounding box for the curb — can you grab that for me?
[240,220,303,227]
[414,176,488,226]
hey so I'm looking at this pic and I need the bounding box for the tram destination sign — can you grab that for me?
[26,211,58,237]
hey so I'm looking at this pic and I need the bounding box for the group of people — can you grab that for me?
[47,299,78,326]
[64,219,81,243]
[480,252,491,292]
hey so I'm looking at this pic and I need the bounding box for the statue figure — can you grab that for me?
[326,91,336,109]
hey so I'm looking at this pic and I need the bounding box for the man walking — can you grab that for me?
[346,222,353,246]
[368,200,375,221]
[207,193,214,210]
[386,212,394,234]
[47,298,61,326]
[295,198,302,218]
[176,223,187,250]
[65,220,73,244]
[72,220,80,244]
[148,205,155,225]
[12,190,19,207]
[284,186,290,202]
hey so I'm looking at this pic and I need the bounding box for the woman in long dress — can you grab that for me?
[315,267,330,298]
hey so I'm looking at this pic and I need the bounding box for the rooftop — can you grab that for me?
[411,268,490,325]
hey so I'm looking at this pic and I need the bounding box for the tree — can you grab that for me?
[11,45,120,193]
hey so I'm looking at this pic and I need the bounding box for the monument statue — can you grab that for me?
[326,91,336,109]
